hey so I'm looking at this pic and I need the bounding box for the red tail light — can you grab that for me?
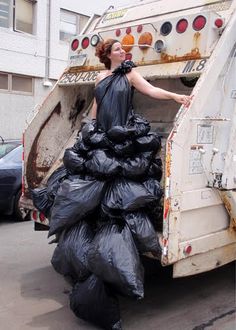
[176,19,188,33]
[214,18,224,28]
[32,210,38,221]
[126,26,132,34]
[137,25,143,33]
[193,15,206,31]
[81,37,89,49]
[39,212,46,222]
[125,53,133,61]
[116,29,121,37]
[71,39,79,51]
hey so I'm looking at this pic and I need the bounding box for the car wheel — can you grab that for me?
[14,190,29,221]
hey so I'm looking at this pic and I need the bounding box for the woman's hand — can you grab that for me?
[173,94,193,107]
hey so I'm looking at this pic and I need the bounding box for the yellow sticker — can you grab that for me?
[103,9,127,22]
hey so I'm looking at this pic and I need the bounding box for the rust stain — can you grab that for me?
[69,96,86,129]
[26,102,61,189]
[161,48,201,64]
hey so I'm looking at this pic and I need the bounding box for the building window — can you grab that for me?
[0,72,33,94]
[60,9,89,42]
[0,73,8,89]
[14,0,34,34]
[0,0,35,34]
[0,0,10,28]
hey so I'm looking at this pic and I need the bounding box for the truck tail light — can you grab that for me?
[90,34,100,47]
[160,22,172,36]
[138,32,153,49]
[71,39,79,51]
[214,18,224,28]
[176,19,188,33]
[193,15,206,31]
[125,53,132,60]
[39,212,46,222]
[126,26,132,34]
[32,210,38,221]
[116,28,121,37]
[81,37,89,49]
[122,34,135,52]
[137,24,143,33]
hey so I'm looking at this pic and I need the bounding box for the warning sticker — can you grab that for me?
[197,125,214,144]
[189,146,204,175]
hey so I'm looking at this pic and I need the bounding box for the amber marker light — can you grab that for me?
[121,34,135,52]
[138,32,153,49]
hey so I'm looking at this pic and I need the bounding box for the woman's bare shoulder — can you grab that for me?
[95,71,110,84]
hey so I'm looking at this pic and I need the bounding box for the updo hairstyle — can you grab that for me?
[95,39,119,69]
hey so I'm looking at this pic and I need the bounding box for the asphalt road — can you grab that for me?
[0,216,235,330]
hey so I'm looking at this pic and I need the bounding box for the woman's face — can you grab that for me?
[109,42,126,64]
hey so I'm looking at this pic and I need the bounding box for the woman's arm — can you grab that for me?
[130,69,192,107]
[89,98,97,119]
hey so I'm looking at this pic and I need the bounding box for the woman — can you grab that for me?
[33,39,193,330]
[90,38,192,121]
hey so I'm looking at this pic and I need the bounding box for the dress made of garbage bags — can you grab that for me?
[32,60,163,330]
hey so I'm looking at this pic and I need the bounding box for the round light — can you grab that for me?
[138,32,153,49]
[116,29,121,37]
[125,53,133,61]
[121,34,134,52]
[154,39,166,53]
[71,39,79,51]
[176,19,188,33]
[137,25,143,33]
[184,244,192,255]
[215,18,223,28]
[126,26,132,34]
[90,34,100,47]
[160,22,172,36]
[81,37,90,49]
[193,15,206,31]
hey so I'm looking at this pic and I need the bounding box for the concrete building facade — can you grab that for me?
[0,0,96,139]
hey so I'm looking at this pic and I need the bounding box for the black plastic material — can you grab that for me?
[51,221,94,281]
[124,211,160,253]
[87,223,144,299]
[70,274,122,330]
[49,177,106,236]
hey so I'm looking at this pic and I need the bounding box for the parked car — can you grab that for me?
[0,139,24,220]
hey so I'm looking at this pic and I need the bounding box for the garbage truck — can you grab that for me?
[20,0,236,277]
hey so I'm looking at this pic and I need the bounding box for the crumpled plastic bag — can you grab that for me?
[102,178,157,214]
[63,148,85,174]
[49,176,106,236]
[143,177,163,200]
[134,133,161,153]
[111,139,134,157]
[31,165,67,217]
[148,157,163,181]
[107,125,136,143]
[51,221,94,281]
[70,274,122,330]
[122,154,150,180]
[127,114,151,138]
[124,211,160,254]
[85,149,121,179]
[87,223,144,299]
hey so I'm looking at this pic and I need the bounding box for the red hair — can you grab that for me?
[95,39,119,69]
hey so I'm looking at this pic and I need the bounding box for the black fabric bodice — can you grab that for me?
[94,61,136,132]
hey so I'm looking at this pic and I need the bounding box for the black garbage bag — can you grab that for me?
[49,176,106,236]
[107,125,136,143]
[85,149,121,179]
[102,178,157,214]
[127,114,151,138]
[70,274,122,330]
[134,133,161,153]
[124,211,160,254]
[73,136,91,154]
[148,157,163,181]
[31,187,53,217]
[143,177,163,200]
[81,120,97,143]
[122,154,150,180]
[111,139,134,157]
[87,223,144,299]
[51,221,94,281]
[46,165,68,198]
[63,148,85,174]
[87,131,111,148]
